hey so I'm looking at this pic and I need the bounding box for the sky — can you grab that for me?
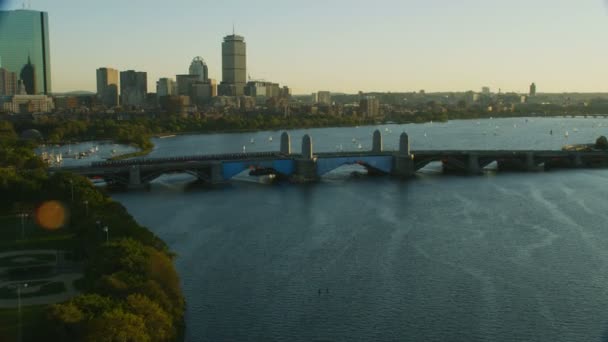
[2,0,608,94]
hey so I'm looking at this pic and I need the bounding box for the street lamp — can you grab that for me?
[69,180,74,202]
[103,226,109,243]
[16,213,28,241]
[17,282,28,342]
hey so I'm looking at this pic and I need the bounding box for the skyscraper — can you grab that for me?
[156,78,176,97]
[96,67,119,107]
[189,57,209,83]
[0,9,51,94]
[219,34,246,96]
[529,82,537,96]
[120,70,147,107]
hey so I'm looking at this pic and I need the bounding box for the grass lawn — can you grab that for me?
[0,216,77,253]
[0,253,56,267]
[0,305,54,342]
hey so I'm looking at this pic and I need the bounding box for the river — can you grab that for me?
[108,117,608,341]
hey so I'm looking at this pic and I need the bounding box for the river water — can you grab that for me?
[110,117,608,341]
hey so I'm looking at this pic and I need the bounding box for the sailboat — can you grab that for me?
[268,136,273,142]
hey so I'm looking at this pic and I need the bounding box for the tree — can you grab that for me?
[126,294,174,342]
[86,309,151,342]
[596,136,608,150]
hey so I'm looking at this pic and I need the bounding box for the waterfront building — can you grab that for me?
[359,96,380,117]
[96,67,119,108]
[0,9,52,94]
[219,34,246,96]
[120,70,147,107]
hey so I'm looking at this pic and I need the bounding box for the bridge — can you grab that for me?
[52,130,608,189]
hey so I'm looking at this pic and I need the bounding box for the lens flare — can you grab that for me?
[35,201,68,230]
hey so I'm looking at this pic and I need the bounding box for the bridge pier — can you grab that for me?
[574,153,583,168]
[210,162,224,184]
[467,154,481,174]
[293,134,318,182]
[392,132,414,178]
[525,152,541,171]
[128,165,145,190]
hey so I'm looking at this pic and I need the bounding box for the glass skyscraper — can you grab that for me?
[0,9,52,95]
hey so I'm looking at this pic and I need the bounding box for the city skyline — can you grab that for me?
[1,0,608,95]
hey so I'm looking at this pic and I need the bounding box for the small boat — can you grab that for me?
[357,143,362,149]
[242,145,247,153]
[565,131,569,138]
[250,138,255,144]
[424,132,427,137]
[268,136,273,142]
[352,138,356,143]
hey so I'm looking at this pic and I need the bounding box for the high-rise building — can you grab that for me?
[96,67,119,108]
[176,74,199,97]
[360,96,380,117]
[156,78,176,97]
[189,57,209,83]
[317,91,331,105]
[481,87,491,95]
[529,82,537,96]
[219,34,246,96]
[120,70,147,107]
[0,65,18,96]
[0,9,51,94]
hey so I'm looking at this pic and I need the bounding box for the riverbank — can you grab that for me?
[0,121,185,341]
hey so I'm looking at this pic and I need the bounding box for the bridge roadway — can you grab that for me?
[51,130,608,189]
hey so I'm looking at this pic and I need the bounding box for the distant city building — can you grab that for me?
[359,96,380,117]
[0,9,52,94]
[481,87,491,95]
[311,92,318,104]
[317,91,331,105]
[120,70,147,107]
[520,95,528,103]
[156,78,176,97]
[189,57,209,83]
[219,34,246,96]
[0,66,18,96]
[0,94,53,113]
[176,74,199,97]
[96,67,119,108]
[529,82,537,96]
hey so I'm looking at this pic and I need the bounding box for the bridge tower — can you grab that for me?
[294,134,318,182]
[393,132,414,178]
[372,129,383,153]
[280,132,291,154]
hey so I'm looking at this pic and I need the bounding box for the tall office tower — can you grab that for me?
[120,70,147,107]
[156,78,176,97]
[219,33,246,96]
[189,56,209,82]
[96,67,119,107]
[0,9,51,94]
[529,82,537,97]
[481,87,490,95]
[0,65,18,96]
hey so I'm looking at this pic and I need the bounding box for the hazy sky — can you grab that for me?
[2,0,608,94]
